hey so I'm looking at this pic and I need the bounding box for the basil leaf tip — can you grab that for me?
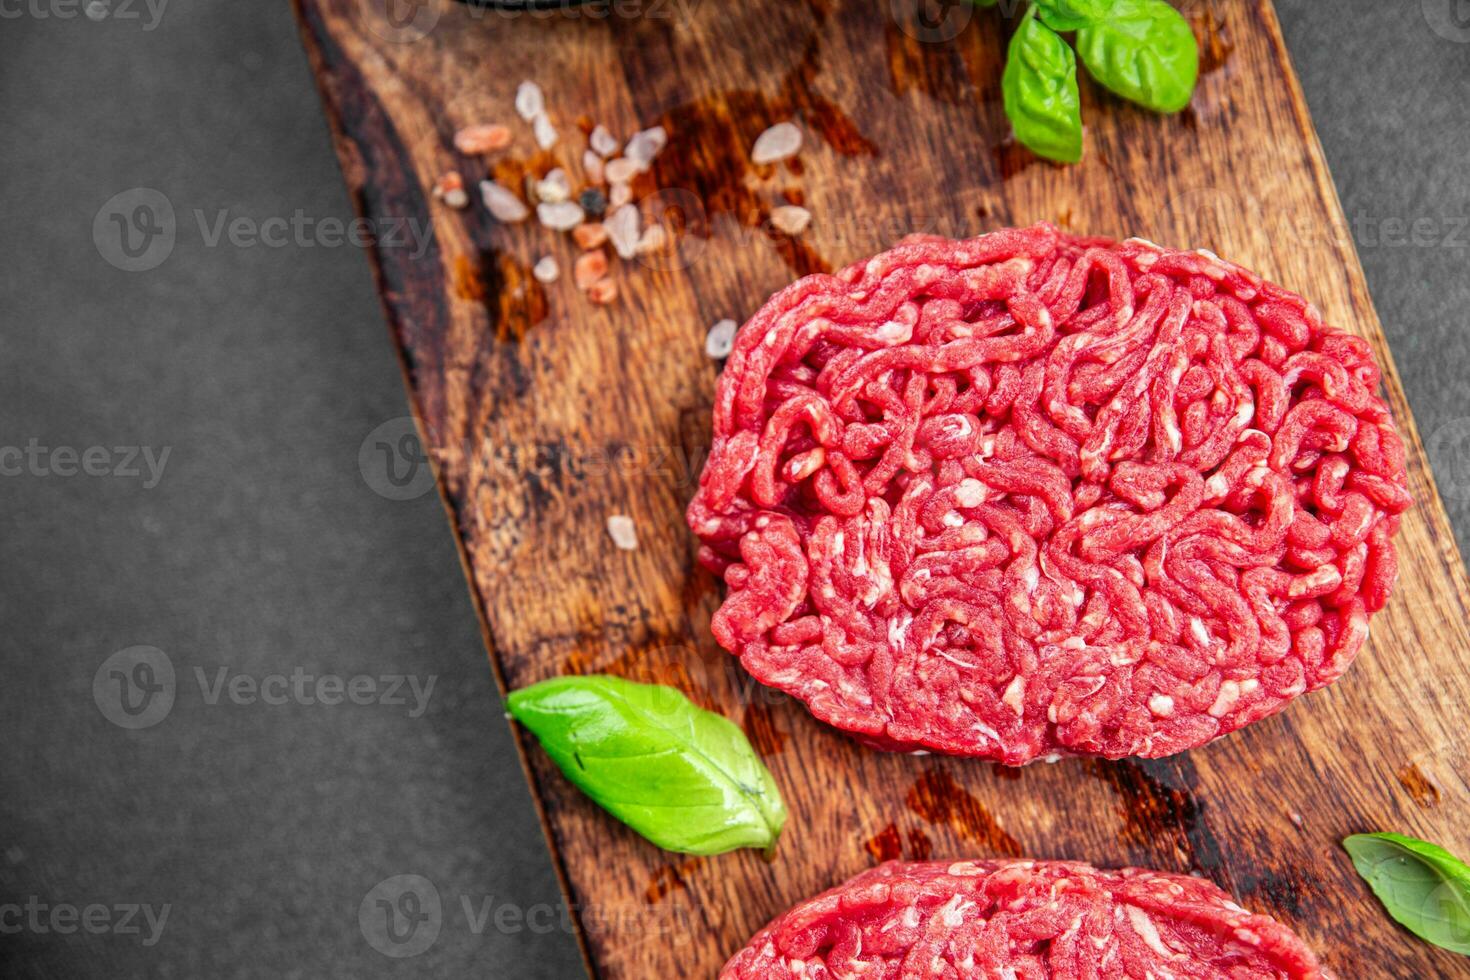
[1344,832,1470,955]
[1075,0,1199,114]
[507,674,787,857]
[1002,10,1084,164]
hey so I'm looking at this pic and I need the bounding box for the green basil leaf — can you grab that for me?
[1002,13,1083,163]
[1035,0,1116,32]
[1344,832,1470,955]
[507,675,787,856]
[1075,0,1198,113]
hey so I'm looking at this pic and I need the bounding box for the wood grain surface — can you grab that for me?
[292,0,1470,975]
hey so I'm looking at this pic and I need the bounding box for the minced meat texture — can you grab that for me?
[721,860,1332,979]
[688,224,1410,762]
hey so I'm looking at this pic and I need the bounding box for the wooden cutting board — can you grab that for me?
[293,0,1470,975]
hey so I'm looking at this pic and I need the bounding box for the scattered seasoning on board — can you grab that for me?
[433,171,468,209]
[533,114,558,151]
[705,319,737,359]
[535,169,572,204]
[453,124,511,155]
[480,180,529,223]
[605,157,642,186]
[770,205,812,236]
[573,222,609,250]
[537,201,585,232]
[436,83,811,313]
[574,251,608,290]
[752,121,802,165]
[624,126,667,168]
[606,205,640,260]
[606,515,638,550]
[582,150,605,186]
[587,279,619,306]
[636,224,667,256]
[590,125,619,158]
[579,188,608,219]
[514,81,544,121]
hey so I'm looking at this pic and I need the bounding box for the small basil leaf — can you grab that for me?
[971,0,1000,6]
[1035,0,1116,32]
[1344,832,1470,955]
[507,675,787,856]
[1075,0,1198,113]
[1002,13,1083,163]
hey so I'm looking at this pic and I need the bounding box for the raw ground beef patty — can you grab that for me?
[688,224,1410,762]
[721,860,1331,979]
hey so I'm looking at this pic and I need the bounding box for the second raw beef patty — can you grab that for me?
[687,224,1410,763]
[721,860,1331,978]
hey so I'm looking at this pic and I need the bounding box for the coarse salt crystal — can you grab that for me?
[453,124,511,155]
[479,181,530,222]
[607,515,637,549]
[515,81,544,122]
[587,278,619,305]
[770,205,812,235]
[605,204,641,259]
[573,223,608,250]
[609,182,632,208]
[635,224,667,255]
[624,126,667,167]
[604,157,642,185]
[537,200,585,231]
[433,172,467,209]
[532,113,558,150]
[532,256,559,284]
[582,149,605,185]
[590,124,619,158]
[705,318,737,358]
[574,251,608,289]
[752,121,802,164]
[535,168,571,203]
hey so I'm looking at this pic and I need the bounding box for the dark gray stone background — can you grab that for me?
[0,1,1465,977]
